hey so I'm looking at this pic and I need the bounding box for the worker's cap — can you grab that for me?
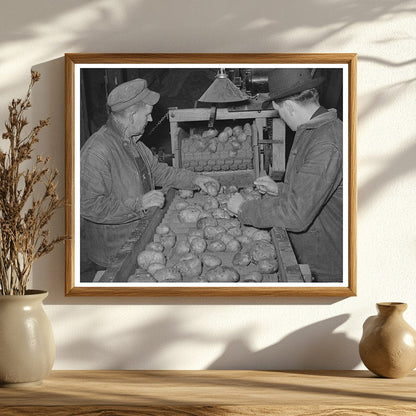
[262,69,324,109]
[107,78,160,112]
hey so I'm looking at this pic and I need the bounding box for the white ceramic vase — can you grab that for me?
[0,290,55,387]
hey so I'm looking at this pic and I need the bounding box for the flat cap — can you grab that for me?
[107,78,160,112]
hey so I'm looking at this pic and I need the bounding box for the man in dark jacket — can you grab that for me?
[81,78,219,278]
[227,69,343,282]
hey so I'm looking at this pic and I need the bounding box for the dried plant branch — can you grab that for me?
[0,71,67,295]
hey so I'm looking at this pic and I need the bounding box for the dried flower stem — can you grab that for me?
[0,71,66,295]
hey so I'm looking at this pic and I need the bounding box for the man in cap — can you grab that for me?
[80,78,219,279]
[227,68,343,282]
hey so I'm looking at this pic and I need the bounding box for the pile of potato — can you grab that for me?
[133,184,279,283]
[181,124,253,172]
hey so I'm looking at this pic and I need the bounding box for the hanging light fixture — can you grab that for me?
[198,68,248,127]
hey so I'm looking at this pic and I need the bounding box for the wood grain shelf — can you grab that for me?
[1,370,415,415]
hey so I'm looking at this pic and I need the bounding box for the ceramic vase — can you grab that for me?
[0,290,55,387]
[359,302,416,378]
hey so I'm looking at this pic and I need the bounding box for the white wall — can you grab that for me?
[1,0,415,370]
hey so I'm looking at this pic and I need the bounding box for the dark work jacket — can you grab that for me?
[80,116,197,267]
[239,109,343,282]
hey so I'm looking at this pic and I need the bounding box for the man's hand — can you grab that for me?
[254,175,279,196]
[193,175,220,195]
[141,190,165,210]
[227,193,245,216]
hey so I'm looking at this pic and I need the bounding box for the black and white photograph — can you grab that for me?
[65,54,356,296]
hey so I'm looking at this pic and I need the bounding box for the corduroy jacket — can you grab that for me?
[239,109,343,282]
[80,116,197,267]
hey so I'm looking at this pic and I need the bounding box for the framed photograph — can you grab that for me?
[65,53,356,296]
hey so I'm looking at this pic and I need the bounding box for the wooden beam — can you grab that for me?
[272,227,304,282]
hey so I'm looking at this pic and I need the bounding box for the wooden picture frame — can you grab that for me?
[65,53,356,296]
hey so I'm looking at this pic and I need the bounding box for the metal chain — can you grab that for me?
[147,111,169,136]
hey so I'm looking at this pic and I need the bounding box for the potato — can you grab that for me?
[198,209,211,219]
[236,235,252,245]
[178,189,194,199]
[230,140,242,150]
[232,251,251,267]
[236,132,247,143]
[250,240,276,263]
[208,139,218,153]
[196,217,218,229]
[175,255,202,278]
[252,230,272,243]
[243,123,252,136]
[187,230,204,244]
[242,226,258,239]
[145,242,164,252]
[257,258,279,274]
[128,273,155,282]
[147,263,166,276]
[232,125,243,136]
[187,275,208,283]
[204,225,226,240]
[175,200,189,210]
[216,232,235,246]
[228,226,242,237]
[137,250,166,270]
[156,224,171,235]
[195,136,208,151]
[201,254,222,269]
[217,218,240,230]
[226,185,239,194]
[241,271,263,283]
[203,197,219,211]
[190,237,207,254]
[154,267,182,282]
[205,181,220,197]
[207,240,226,252]
[212,208,231,219]
[202,128,218,139]
[174,240,191,255]
[226,238,242,252]
[218,131,229,143]
[160,234,176,250]
[190,133,202,141]
[206,266,240,283]
[178,206,204,223]
[224,126,233,137]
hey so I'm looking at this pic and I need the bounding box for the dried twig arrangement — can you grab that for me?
[0,71,66,295]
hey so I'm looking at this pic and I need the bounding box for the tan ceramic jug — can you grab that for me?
[359,302,416,378]
[0,290,55,386]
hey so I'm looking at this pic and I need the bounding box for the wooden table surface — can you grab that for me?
[1,370,415,415]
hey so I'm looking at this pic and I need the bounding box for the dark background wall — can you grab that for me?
[80,67,343,163]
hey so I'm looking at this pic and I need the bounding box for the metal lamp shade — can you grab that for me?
[198,71,248,104]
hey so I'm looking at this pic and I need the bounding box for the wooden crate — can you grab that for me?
[168,107,286,180]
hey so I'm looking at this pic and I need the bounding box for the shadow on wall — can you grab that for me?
[0,0,413,52]
[54,311,213,369]
[358,137,416,209]
[0,0,414,95]
[53,307,359,370]
[207,314,360,370]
